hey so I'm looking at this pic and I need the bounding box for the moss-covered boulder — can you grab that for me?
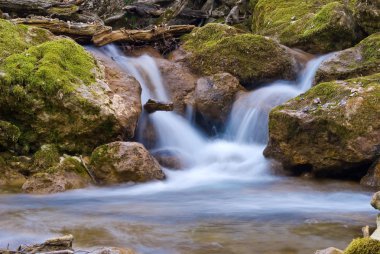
[316,33,380,83]
[343,238,380,254]
[0,38,141,154]
[0,19,53,63]
[90,142,165,185]
[252,0,359,53]
[182,23,297,84]
[353,0,380,35]
[264,74,380,177]
[22,156,92,194]
[0,121,21,151]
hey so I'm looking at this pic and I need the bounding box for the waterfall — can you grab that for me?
[226,55,331,144]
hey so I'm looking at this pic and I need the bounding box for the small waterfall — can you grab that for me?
[226,55,330,144]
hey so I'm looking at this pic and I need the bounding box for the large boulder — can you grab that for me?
[0,38,141,154]
[252,0,359,53]
[22,156,92,194]
[181,23,298,85]
[264,74,380,177]
[90,142,165,184]
[195,73,246,122]
[315,33,380,83]
[353,0,380,35]
[0,19,53,63]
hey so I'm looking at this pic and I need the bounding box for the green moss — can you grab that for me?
[0,19,52,63]
[33,144,60,170]
[1,39,96,95]
[0,121,21,150]
[344,238,380,254]
[183,24,294,83]
[47,5,79,15]
[253,0,357,52]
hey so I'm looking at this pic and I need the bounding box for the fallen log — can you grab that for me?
[0,0,80,17]
[144,99,174,113]
[12,17,111,42]
[92,24,195,46]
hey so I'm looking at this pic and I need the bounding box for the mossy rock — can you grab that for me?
[0,19,53,63]
[353,0,380,35]
[344,238,380,254]
[182,23,297,85]
[316,33,380,83]
[0,121,21,151]
[0,38,138,154]
[32,144,60,171]
[252,0,359,53]
[264,73,380,177]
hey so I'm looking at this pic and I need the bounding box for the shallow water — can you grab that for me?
[0,47,375,254]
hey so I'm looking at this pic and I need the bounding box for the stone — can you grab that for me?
[371,214,380,241]
[315,247,343,254]
[264,73,380,177]
[354,0,380,35]
[195,73,246,122]
[144,99,174,114]
[315,33,380,84]
[360,158,380,188]
[90,142,165,184]
[22,156,92,194]
[252,0,359,53]
[371,192,380,210]
[181,23,298,85]
[152,149,185,170]
[89,247,136,254]
[0,38,141,154]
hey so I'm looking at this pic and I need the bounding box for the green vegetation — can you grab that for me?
[344,238,380,254]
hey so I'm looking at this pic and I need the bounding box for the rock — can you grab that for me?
[152,149,185,169]
[360,158,380,188]
[264,73,380,177]
[0,121,21,151]
[144,99,174,114]
[89,247,136,254]
[252,0,359,53]
[0,166,26,192]
[371,214,380,241]
[0,38,141,154]
[181,23,298,85]
[90,141,165,184]
[315,33,380,84]
[0,19,53,62]
[343,237,380,254]
[32,144,60,171]
[81,0,126,23]
[156,58,199,113]
[22,156,91,194]
[195,73,246,122]
[371,192,380,210]
[315,247,343,254]
[20,235,74,253]
[354,0,380,35]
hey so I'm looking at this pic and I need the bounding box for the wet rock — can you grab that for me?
[315,247,343,254]
[195,73,246,122]
[0,166,26,192]
[181,23,298,85]
[22,156,92,194]
[360,158,380,188]
[264,73,380,177]
[315,33,380,84]
[89,247,136,254]
[353,0,380,35]
[0,120,21,151]
[253,1,359,53]
[156,58,199,113]
[90,141,165,184]
[32,144,60,171]
[152,149,185,169]
[371,215,380,241]
[371,192,380,210]
[21,234,74,253]
[144,99,174,114]
[0,38,141,154]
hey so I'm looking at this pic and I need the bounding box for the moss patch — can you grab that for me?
[182,23,295,84]
[0,121,21,151]
[344,238,380,254]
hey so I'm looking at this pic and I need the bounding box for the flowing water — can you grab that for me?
[0,47,375,254]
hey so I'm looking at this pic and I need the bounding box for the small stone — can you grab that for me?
[371,192,380,210]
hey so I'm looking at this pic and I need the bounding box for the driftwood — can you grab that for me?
[12,17,111,41]
[144,99,174,113]
[0,0,81,17]
[92,24,195,46]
